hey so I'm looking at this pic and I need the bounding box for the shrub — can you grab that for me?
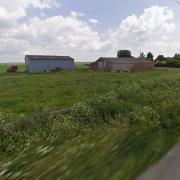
[0,111,19,125]
[70,102,96,124]
[156,55,165,61]
[174,54,180,60]
[128,106,161,131]
[155,61,166,67]
[155,58,180,68]
[166,60,180,68]
[160,102,180,130]
[90,91,119,120]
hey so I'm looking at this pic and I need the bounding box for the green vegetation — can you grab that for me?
[0,64,180,179]
[0,63,25,74]
[117,49,132,57]
[146,52,154,60]
[155,54,180,68]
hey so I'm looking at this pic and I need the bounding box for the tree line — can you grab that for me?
[117,50,180,68]
[117,50,154,60]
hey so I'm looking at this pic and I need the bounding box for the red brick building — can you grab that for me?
[89,57,154,73]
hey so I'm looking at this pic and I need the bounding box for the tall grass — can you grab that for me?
[0,79,180,155]
[0,68,180,179]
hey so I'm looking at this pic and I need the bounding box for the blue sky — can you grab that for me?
[27,0,179,30]
[0,0,180,62]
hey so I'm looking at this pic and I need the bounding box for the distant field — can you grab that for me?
[0,66,180,179]
[0,63,26,74]
[0,62,88,74]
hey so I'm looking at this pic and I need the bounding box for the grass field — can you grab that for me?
[0,64,180,179]
[0,63,26,74]
[0,62,87,74]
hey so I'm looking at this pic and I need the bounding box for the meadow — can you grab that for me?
[0,64,180,179]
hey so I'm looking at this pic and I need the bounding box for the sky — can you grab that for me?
[0,0,180,62]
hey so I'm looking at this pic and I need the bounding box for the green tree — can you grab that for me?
[146,52,154,60]
[174,54,180,60]
[156,55,165,61]
[139,52,145,58]
[117,50,132,57]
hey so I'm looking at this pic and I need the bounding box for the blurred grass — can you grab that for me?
[0,125,177,179]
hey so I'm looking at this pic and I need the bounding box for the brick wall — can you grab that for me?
[89,62,111,72]
[89,60,154,73]
[131,61,154,73]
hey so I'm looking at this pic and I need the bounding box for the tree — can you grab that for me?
[117,50,132,57]
[174,54,180,60]
[139,51,145,58]
[146,52,154,60]
[156,55,165,61]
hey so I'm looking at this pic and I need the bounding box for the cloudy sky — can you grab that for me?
[0,0,180,62]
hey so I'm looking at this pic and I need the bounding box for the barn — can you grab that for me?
[89,57,154,73]
[25,55,75,73]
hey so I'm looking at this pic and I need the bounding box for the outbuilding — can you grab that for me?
[25,55,75,73]
[89,57,154,73]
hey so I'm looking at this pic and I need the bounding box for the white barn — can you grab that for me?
[25,55,75,73]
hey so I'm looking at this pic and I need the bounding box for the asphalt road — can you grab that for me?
[137,143,180,180]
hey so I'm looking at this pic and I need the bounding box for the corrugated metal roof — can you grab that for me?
[25,55,74,61]
[97,57,148,63]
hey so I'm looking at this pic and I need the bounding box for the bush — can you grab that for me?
[128,106,161,131]
[159,102,180,130]
[70,102,96,124]
[166,60,180,68]
[155,58,180,68]
[0,111,21,125]
[174,54,180,60]
[90,92,119,120]
[156,55,165,61]
[155,61,166,67]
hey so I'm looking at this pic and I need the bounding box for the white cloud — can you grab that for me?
[0,13,108,62]
[89,18,99,24]
[0,0,60,30]
[0,0,60,10]
[0,5,179,62]
[70,11,84,18]
[108,5,177,57]
[30,0,61,9]
[0,5,25,29]
[111,6,175,41]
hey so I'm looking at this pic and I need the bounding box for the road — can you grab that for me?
[137,143,180,180]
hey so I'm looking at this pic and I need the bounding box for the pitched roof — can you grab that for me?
[25,55,74,61]
[97,57,146,64]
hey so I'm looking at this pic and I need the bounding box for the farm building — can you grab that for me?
[89,57,154,73]
[25,55,75,73]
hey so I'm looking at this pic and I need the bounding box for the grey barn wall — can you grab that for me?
[26,59,75,73]
[25,57,31,72]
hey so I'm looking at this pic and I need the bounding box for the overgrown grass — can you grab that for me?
[0,67,179,117]
[0,66,180,179]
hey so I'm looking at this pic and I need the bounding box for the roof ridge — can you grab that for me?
[25,55,74,60]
